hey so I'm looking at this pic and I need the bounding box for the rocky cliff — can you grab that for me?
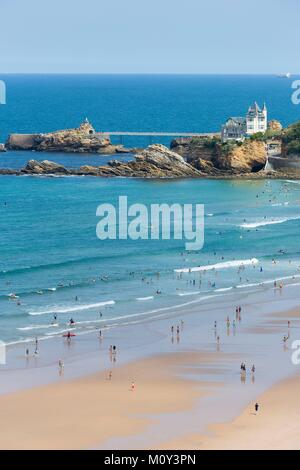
[6,120,125,154]
[171,137,267,174]
[215,140,267,173]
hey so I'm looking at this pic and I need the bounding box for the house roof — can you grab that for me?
[225,117,246,126]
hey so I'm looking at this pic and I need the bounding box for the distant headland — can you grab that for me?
[1,109,300,178]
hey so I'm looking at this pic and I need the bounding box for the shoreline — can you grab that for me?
[1,282,300,449]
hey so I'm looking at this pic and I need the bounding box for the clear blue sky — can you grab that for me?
[0,0,299,73]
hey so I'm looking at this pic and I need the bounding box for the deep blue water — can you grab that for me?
[0,75,300,344]
[0,74,299,148]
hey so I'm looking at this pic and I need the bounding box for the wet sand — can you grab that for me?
[0,352,217,450]
[159,372,300,450]
[1,286,300,449]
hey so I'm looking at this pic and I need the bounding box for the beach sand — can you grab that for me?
[0,352,219,450]
[1,338,300,450]
[1,301,300,450]
[159,372,300,450]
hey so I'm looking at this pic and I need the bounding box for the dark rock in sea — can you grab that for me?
[6,120,128,155]
[22,160,69,175]
[2,141,300,179]
[13,144,202,178]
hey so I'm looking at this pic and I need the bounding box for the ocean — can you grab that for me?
[0,74,300,345]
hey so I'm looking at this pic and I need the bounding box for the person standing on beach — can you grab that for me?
[255,403,259,414]
[131,381,135,392]
[34,337,38,354]
[58,359,64,375]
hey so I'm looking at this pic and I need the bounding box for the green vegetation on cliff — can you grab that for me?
[282,122,300,155]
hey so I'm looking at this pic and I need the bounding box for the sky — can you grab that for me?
[0,0,299,74]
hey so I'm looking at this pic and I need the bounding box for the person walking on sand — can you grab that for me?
[131,381,135,392]
[108,370,112,380]
[255,402,259,415]
[58,359,64,373]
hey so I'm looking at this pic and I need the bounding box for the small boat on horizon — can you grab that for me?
[277,72,291,78]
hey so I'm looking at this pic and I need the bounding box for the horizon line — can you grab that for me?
[0,72,299,76]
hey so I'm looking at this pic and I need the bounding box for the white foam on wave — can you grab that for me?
[237,274,300,290]
[240,217,300,229]
[214,287,233,292]
[91,293,223,325]
[285,180,300,185]
[45,327,76,336]
[177,291,201,296]
[136,296,154,301]
[28,300,115,316]
[237,282,262,289]
[174,258,259,274]
[18,323,59,331]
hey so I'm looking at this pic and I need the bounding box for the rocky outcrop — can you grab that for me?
[23,160,69,175]
[7,134,39,150]
[6,120,126,154]
[11,145,203,178]
[268,120,283,132]
[0,143,6,152]
[214,141,267,173]
[170,137,217,162]
[132,144,202,177]
[171,137,267,174]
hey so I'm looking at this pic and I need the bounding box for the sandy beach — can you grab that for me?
[0,352,217,450]
[160,372,300,450]
[1,346,300,450]
[0,270,300,450]
[1,275,300,450]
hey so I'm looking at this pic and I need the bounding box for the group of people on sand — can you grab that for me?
[240,362,255,375]
[170,320,184,342]
[25,337,39,358]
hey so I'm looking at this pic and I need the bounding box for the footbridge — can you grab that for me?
[97,131,220,145]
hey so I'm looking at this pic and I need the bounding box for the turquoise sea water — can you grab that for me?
[0,75,300,344]
[1,176,300,344]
